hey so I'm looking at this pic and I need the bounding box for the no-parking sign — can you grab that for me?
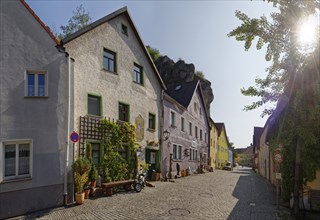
[70,132,79,143]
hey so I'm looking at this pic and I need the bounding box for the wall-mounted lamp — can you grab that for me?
[163,129,170,141]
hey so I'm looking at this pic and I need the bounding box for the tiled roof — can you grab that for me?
[20,0,60,45]
[253,127,264,149]
[166,81,198,108]
[215,123,224,136]
[215,122,230,146]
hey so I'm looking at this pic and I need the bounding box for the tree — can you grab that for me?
[59,4,92,39]
[228,0,320,215]
[146,45,160,62]
[195,71,205,79]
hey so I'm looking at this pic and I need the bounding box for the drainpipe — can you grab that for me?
[64,55,72,205]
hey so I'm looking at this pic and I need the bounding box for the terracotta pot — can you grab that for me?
[75,192,85,205]
[91,181,96,188]
[151,173,161,181]
[84,189,90,199]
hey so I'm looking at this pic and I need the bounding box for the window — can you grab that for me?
[103,48,116,72]
[148,113,156,130]
[3,140,31,180]
[181,117,185,132]
[119,102,130,122]
[170,111,175,127]
[121,24,128,36]
[133,63,143,85]
[195,126,198,138]
[118,145,128,161]
[194,102,198,112]
[91,143,100,165]
[189,122,192,136]
[189,148,198,161]
[173,144,182,160]
[205,133,207,143]
[88,95,101,116]
[26,71,47,97]
[200,129,203,140]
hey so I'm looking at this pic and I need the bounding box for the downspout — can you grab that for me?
[160,90,164,177]
[64,55,71,205]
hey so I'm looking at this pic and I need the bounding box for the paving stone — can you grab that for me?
[11,167,299,220]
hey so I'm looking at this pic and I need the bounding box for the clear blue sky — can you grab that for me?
[26,0,276,148]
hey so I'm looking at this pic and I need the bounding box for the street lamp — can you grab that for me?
[163,129,170,141]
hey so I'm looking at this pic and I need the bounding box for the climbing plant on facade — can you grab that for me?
[99,119,137,182]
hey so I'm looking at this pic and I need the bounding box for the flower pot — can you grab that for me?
[75,192,85,205]
[84,189,90,199]
[91,180,96,188]
[151,172,161,181]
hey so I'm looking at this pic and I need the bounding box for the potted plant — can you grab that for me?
[83,184,91,199]
[151,167,161,181]
[72,157,91,205]
[89,164,99,188]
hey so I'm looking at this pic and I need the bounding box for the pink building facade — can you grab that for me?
[161,81,210,177]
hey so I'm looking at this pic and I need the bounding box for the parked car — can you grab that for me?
[222,162,232,171]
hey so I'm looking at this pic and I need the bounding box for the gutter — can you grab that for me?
[64,55,72,205]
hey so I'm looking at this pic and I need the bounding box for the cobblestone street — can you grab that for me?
[13,167,286,220]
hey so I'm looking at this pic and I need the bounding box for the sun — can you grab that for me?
[297,14,319,49]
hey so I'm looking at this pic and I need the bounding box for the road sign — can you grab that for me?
[273,150,283,163]
[274,163,280,173]
[276,173,282,179]
[70,132,79,143]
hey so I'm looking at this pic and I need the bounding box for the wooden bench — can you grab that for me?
[102,180,136,196]
[309,189,320,211]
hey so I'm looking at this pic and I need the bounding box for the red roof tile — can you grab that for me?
[20,0,60,45]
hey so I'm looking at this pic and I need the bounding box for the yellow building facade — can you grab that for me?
[215,123,229,168]
[209,119,218,170]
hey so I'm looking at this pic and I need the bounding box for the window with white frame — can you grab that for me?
[26,70,47,97]
[170,111,175,127]
[200,129,203,140]
[173,144,182,160]
[3,140,32,180]
[189,148,198,161]
[195,126,198,138]
[181,117,185,132]
[189,122,192,136]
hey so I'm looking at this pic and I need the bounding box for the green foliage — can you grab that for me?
[59,4,92,39]
[88,164,99,181]
[146,45,160,62]
[229,0,320,203]
[195,71,205,79]
[72,157,91,193]
[99,119,137,182]
[229,0,319,116]
[85,142,92,161]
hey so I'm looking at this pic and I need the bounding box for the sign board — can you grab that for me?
[274,163,280,173]
[273,150,283,163]
[276,173,282,179]
[70,132,79,143]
